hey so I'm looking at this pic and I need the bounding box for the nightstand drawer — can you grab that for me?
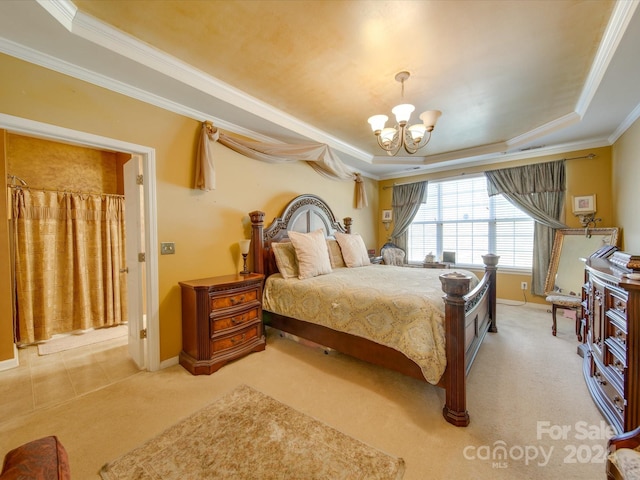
[211,306,260,333]
[212,324,259,353]
[210,286,259,310]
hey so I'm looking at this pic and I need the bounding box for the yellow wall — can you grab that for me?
[0,49,631,364]
[612,116,640,251]
[7,134,122,194]
[378,146,614,305]
[0,53,377,363]
[0,131,12,361]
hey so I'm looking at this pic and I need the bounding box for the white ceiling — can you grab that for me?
[1,0,639,179]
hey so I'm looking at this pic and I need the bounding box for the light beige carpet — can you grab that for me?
[37,325,127,355]
[99,384,405,480]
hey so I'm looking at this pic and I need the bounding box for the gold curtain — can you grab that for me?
[10,188,127,344]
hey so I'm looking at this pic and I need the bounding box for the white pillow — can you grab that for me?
[335,232,371,268]
[288,229,333,279]
[271,242,298,279]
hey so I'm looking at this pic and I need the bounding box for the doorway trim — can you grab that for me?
[1,113,160,371]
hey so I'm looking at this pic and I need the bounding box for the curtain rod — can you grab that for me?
[7,184,124,198]
[382,180,424,190]
[382,153,595,190]
[7,174,28,186]
[564,153,595,161]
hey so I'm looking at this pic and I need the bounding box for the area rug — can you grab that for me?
[37,325,127,355]
[99,384,405,480]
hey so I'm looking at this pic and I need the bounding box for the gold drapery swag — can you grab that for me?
[194,122,368,209]
[10,188,127,343]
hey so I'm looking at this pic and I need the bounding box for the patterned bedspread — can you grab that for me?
[262,265,479,384]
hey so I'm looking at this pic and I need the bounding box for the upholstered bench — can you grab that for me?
[545,293,582,339]
[1,436,70,479]
[608,427,640,480]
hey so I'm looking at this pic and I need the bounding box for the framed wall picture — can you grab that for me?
[573,194,596,214]
[382,210,393,222]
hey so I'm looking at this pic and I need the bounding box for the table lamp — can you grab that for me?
[239,239,251,274]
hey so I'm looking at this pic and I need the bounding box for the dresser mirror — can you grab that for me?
[544,227,619,296]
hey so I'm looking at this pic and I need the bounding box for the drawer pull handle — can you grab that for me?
[230,295,246,306]
[231,334,246,345]
[595,371,607,386]
[231,315,246,325]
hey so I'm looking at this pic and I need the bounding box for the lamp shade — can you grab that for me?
[367,114,388,134]
[392,104,415,124]
[408,123,427,142]
[239,239,251,255]
[419,110,442,130]
[380,128,397,147]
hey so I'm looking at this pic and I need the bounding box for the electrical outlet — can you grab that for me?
[521,281,528,290]
[161,242,175,255]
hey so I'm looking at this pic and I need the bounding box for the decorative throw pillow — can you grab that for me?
[326,239,346,268]
[288,229,332,279]
[271,242,299,279]
[335,232,371,268]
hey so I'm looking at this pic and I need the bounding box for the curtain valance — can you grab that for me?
[486,160,566,196]
[195,122,368,208]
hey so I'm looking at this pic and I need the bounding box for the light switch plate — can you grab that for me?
[161,242,175,255]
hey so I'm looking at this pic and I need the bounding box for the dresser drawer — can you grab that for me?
[210,285,260,310]
[211,324,259,354]
[607,288,627,318]
[604,336,627,381]
[211,306,260,333]
[592,360,624,425]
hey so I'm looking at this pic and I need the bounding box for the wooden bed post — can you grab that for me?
[440,272,472,427]
[249,210,265,275]
[343,217,352,234]
[482,253,500,333]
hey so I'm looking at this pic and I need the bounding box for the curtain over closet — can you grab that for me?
[10,188,127,344]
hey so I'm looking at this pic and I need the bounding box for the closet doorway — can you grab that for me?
[1,113,160,371]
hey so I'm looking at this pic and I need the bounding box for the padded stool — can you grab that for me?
[545,294,583,339]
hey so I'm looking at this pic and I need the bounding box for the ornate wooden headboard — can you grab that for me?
[249,194,352,277]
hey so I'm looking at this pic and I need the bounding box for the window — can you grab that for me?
[407,175,534,270]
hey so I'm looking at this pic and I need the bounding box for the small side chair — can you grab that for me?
[380,242,406,266]
[545,293,583,339]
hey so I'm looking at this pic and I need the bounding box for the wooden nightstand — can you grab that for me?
[179,273,266,375]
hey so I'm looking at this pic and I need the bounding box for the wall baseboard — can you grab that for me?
[159,356,180,370]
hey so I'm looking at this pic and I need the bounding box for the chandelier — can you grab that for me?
[367,71,441,156]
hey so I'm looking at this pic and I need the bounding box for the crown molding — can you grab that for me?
[33,0,373,164]
[576,0,639,115]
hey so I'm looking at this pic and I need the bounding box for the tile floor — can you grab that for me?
[0,334,141,426]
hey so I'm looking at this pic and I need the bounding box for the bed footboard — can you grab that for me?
[440,254,499,426]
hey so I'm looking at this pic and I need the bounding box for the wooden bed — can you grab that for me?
[249,194,498,426]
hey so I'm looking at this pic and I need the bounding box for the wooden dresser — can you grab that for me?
[179,273,266,375]
[580,258,640,433]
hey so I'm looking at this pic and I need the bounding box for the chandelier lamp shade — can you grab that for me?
[368,71,441,156]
